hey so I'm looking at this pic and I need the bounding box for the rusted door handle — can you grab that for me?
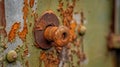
[44,25,70,47]
[34,10,70,49]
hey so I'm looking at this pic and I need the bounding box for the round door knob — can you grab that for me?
[44,26,70,47]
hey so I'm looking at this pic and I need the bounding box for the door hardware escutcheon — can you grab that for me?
[34,10,70,49]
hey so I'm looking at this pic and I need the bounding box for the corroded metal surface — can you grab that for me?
[0,0,116,67]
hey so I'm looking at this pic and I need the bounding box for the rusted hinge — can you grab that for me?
[107,33,120,49]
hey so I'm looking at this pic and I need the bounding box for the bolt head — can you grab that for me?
[78,25,86,36]
[6,50,17,62]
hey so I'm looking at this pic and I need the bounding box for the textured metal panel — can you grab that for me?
[0,0,116,67]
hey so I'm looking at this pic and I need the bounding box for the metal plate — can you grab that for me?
[34,11,59,49]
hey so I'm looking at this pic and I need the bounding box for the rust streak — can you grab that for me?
[19,0,29,41]
[29,0,35,8]
[0,0,7,37]
[8,22,20,42]
[22,0,29,22]
[25,60,29,67]
[18,22,28,41]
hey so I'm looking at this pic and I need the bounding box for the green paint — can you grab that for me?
[35,0,115,67]
[0,0,116,67]
[22,0,115,67]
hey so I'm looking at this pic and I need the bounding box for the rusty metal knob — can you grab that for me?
[44,26,70,47]
[34,10,70,49]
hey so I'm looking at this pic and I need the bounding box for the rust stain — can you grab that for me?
[18,22,28,41]
[40,52,46,61]
[40,51,60,67]
[18,0,29,41]
[69,20,77,41]
[0,0,7,37]
[57,0,76,42]
[25,60,29,67]
[29,0,35,8]
[8,22,20,42]
[57,0,87,66]
[57,0,76,27]
[22,0,29,22]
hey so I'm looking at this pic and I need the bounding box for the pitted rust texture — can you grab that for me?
[35,10,71,67]
[57,0,87,66]
[34,11,59,49]
[0,0,7,37]
[57,0,77,42]
[44,26,70,47]
[40,51,60,67]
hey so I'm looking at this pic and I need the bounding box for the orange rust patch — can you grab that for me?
[40,51,60,67]
[40,52,47,61]
[22,0,29,21]
[19,0,29,41]
[69,21,77,41]
[8,22,20,42]
[22,5,29,21]
[57,0,76,42]
[29,0,35,8]
[18,22,28,41]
